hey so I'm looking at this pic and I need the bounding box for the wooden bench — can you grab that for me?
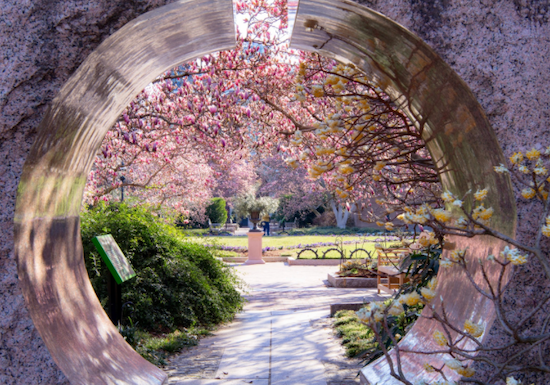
[209,220,238,234]
[377,248,411,294]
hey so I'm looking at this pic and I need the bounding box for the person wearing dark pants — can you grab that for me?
[262,214,270,236]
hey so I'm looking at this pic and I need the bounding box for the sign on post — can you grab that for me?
[92,234,136,284]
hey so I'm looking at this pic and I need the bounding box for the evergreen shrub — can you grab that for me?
[205,197,227,224]
[81,202,244,331]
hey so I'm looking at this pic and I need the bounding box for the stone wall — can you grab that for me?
[0,1,176,383]
[1,0,549,383]
[356,1,550,382]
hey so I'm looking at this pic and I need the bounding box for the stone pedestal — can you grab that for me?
[245,230,265,264]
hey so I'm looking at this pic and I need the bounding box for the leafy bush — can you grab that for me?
[205,197,227,224]
[81,202,244,331]
[232,192,279,217]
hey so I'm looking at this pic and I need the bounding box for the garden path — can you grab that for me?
[164,263,388,385]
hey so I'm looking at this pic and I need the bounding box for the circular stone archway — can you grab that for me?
[13,0,515,384]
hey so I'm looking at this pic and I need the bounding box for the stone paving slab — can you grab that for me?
[165,263,388,385]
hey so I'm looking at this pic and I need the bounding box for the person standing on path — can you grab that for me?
[262,213,270,236]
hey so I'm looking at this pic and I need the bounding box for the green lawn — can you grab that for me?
[186,235,377,248]
[183,234,400,259]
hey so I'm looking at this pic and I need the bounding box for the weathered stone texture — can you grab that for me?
[356,0,550,382]
[1,0,550,383]
[0,1,176,383]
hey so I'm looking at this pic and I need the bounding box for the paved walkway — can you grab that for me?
[164,263,388,385]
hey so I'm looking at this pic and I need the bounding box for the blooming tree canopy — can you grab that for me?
[85,0,441,227]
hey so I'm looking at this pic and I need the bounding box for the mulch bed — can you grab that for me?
[336,268,378,278]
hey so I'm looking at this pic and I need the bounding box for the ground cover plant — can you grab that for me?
[80,202,245,363]
[334,302,423,362]
[337,259,377,278]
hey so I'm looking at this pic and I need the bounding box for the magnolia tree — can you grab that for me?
[279,55,441,228]
[255,154,327,221]
[85,0,441,228]
[83,0,288,217]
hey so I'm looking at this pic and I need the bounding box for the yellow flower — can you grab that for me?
[464,320,484,338]
[387,302,404,316]
[311,85,324,97]
[427,277,438,291]
[385,222,394,231]
[373,311,384,323]
[452,199,463,208]
[521,188,536,199]
[509,152,523,164]
[338,164,355,175]
[449,249,466,261]
[526,148,541,160]
[417,205,429,215]
[534,166,548,175]
[433,330,448,346]
[444,358,463,370]
[432,209,452,222]
[494,164,509,173]
[441,191,454,203]
[399,292,421,307]
[472,205,493,221]
[420,287,436,301]
[474,188,488,201]
[423,362,435,373]
[478,207,494,221]
[546,216,550,225]
[519,165,530,174]
[355,308,371,323]
[456,216,468,228]
[457,366,475,377]
[440,259,453,268]
[500,246,528,265]
[506,377,521,385]
[418,231,436,246]
[542,224,550,237]
[374,161,386,171]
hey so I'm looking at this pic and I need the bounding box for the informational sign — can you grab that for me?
[92,234,136,284]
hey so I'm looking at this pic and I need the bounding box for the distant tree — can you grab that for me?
[205,197,227,224]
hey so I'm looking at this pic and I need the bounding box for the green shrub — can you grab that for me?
[81,202,244,331]
[205,197,227,224]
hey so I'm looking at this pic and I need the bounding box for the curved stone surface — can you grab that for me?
[3,0,549,383]
[13,0,236,383]
[290,0,516,383]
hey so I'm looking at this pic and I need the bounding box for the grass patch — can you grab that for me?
[190,234,401,259]
[121,325,211,366]
[284,226,384,236]
[332,301,424,362]
[186,234,377,248]
[333,310,377,358]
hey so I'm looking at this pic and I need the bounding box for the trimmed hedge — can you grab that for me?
[81,202,244,331]
[205,197,227,224]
